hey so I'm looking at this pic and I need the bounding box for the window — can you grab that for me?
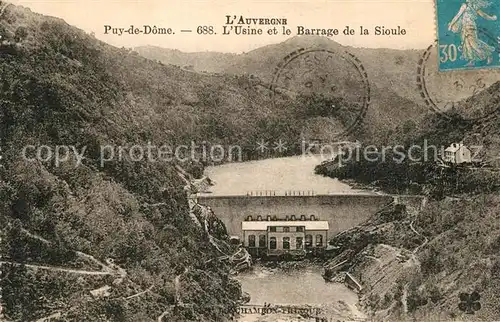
[285,215,289,221]
[269,226,277,232]
[300,215,306,221]
[269,237,277,250]
[316,234,323,247]
[305,235,313,247]
[257,215,262,221]
[272,215,278,221]
[296,226,304,232]
[291,215,296,221]
[247,216,253,221]
[230,236,240,245]
[248,235,256,247]
[267,215,271,221]
[283,227,290,233]
[283,237,290,250]
[310,215,316,221]
[296,237,303,249]
[259,235,266,248]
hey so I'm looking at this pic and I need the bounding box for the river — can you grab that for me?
[235,264,366,322]
[203,156,367,321]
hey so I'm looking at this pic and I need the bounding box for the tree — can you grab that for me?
[14,26,28,42]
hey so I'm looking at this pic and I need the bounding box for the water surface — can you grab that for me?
[235,264,366,322]
[237,264,357,306]
[203,156,354,196]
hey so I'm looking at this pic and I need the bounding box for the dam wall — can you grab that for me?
[198,194,395,237]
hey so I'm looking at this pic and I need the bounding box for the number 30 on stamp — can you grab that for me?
[435,0,499,71]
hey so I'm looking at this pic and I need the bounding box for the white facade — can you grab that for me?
[241,221,329,256]
[444,143,472,164]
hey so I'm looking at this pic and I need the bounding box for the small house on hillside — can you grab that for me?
[444,143,472,164]
[90,285,111,298]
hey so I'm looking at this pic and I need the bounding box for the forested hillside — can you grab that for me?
[136,38,435,140]
[0,3,252,321]
[316,81,500,197]
[319,80,500,320]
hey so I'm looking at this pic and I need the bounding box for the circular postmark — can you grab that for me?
[269,48,370,140]
[417,29,500,121]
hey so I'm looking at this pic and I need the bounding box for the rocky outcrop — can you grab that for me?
[323,203,425,320]
[325,243,420,320]
[230,247,252,272]
[178,167,252,273]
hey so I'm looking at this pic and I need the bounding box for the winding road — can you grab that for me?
[0,261,115,275]
[407,205,429,254]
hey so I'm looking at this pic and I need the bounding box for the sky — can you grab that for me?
[11,0,437,53]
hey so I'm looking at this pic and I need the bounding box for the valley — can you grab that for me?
[0,1,499,321]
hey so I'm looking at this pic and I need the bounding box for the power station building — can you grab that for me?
[241,216,329,258]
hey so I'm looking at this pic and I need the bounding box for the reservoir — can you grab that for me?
[203,155,355,196]
[200,156,390,236]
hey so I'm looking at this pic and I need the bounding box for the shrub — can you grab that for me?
[14,26,28,42]
[420,246,443,276]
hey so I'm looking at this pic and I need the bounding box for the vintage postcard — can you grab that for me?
[0,0,499,321]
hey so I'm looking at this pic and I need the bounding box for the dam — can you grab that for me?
[198,193,395,236]
[199,155,424,237]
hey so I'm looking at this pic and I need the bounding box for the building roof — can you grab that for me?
[445,143,469,153]
[242,221,329,231]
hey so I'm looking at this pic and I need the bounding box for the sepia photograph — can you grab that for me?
[0,0,499,321]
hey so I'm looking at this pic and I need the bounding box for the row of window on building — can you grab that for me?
[269,226,304,232]
[246,215,317,221]
[247,234,324,249]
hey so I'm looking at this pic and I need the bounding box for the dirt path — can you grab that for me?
[0,261,114,275]
[407,206,429,254]
[19,228,124,276]
[401,283,409,314]
[35,311,62,322]
[5,225,135,322]
[174,267,189,305]
[156,267,190,322]
[126,285,155,300]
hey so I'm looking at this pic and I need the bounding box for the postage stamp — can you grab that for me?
[435,0,499,71]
